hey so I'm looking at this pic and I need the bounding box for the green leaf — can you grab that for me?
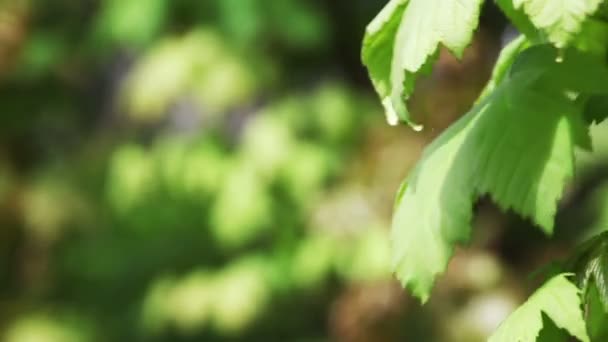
[566,232,608,312]
[584,95,608,124]
[392,111,476,301]
[536,313,572,342]
[489,274,589,342]
[496,0,542,42]
[572,17,608,54]
[392,45,608,301]
[497,0,604,48]
[477,35,530,102]
[362,0,483,127]
[585,283,608,340]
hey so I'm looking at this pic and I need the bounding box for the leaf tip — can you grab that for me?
[381,97,423,129]
[382,97,400,126]
[394,267,435,304]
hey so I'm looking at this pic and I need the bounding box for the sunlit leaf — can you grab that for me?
[392,45,608,301]
[489,274,589,342]
[477,35,529,101]
[362,0,483,127]
[497,0,603,48]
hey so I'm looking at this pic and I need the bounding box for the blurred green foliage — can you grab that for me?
[0,0,403,341]
[3,0,608,341]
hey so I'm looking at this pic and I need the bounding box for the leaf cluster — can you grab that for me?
[362,0,608,340]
